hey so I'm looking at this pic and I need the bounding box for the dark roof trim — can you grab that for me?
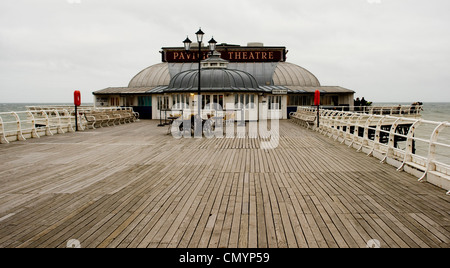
[93,86,354,95]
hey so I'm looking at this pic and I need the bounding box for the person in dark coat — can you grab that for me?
[354,98,361,111]
[361,97,367,107]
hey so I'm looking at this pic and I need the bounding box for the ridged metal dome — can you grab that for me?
[273,62,321,87]
[128,63,171,88]
[165,68,260,92]
[127,61,320,89]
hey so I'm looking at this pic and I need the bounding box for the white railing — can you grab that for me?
[0,107,139,144]
[293,106,450,195]
[319,105,423,117]
[26,105,138,114]
[0,110,78,144]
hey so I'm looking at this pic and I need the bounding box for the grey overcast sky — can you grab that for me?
[0,0,449,103]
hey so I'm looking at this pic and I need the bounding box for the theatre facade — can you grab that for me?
[93,42,355,120]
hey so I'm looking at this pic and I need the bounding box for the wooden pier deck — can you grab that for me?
[0,120,448,248]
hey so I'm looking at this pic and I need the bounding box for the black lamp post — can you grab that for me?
[183,28,217,137]
[208,37,217,53]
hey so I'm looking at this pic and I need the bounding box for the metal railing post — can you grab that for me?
[367,115,386,156]
[11,112,26,141]
[0,115,9,144]
[419,122,448,182]
[42,110,53,136]
[359,115,376,152]
[397,119,422,171]
[54,110,65,134]
[381,117,402,164]
[27,111,39,139]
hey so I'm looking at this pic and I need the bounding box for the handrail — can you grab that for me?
[319,105,423,116]
[294,106,450,194]
[0,114,8,144]
[0,106,138,144]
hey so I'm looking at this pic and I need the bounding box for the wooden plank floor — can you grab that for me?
[0,120,448,248]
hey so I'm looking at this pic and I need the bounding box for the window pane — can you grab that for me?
[219,95,224,109]
[213,95,218,109]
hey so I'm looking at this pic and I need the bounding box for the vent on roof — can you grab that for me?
[191,42,206,48]
[247,42,264,47]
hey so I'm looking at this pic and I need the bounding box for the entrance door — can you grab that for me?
[235,94,257,121]
[212,94,224,111]
[202,94,224,118]
[156,95,169,119]
[136,96,152,119]
[268,95,282,119]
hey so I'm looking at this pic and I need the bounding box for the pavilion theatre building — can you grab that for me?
[93,42,355,120]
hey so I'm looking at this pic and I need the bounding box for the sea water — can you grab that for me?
[375,102,450,164]
[374,102,450,122]
[0,103,74,113]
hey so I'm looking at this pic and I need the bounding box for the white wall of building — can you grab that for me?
[152,93,290,120]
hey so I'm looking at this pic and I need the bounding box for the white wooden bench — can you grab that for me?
[84,112,111,128]
[116,109,136,124]
[84,109,138,129]
[290,110,317,129]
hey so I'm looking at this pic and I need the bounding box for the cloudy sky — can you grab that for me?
[0,0,449,103]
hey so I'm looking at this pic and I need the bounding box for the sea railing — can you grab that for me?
[26,105,94,111]
[292,106,450,195]
[26,105,138,114]
[319,105,423,117]
[0,107,139,144]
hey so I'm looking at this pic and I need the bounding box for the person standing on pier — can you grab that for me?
[361,97,367,107]
[355,97,361,112]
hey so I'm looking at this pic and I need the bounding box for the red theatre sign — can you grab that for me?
[223,50,282,62]
[162,47,286,63]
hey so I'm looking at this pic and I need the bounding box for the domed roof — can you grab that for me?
[273,62,321,87]
[128,63,171,88]
[127,61,320,89]
[166,68,259,92]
